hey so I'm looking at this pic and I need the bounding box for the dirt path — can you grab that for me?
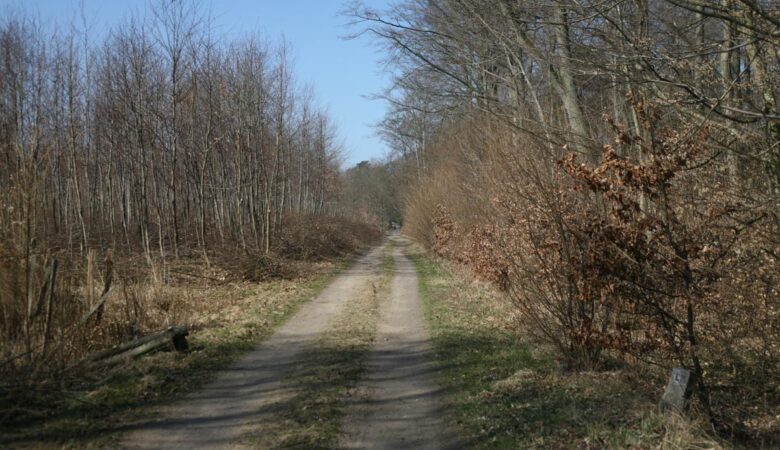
[122,245,387,449]
[342,235,457,449]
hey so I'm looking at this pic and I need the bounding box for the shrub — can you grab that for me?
[277,213,381,260]
[406,109,780,439]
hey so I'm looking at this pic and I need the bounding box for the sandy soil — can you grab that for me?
[121,244,387,449]
[122,236,456,449]
[341,236,458,449]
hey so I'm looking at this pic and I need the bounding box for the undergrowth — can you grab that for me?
[410,246,723,449]
[0,255,355,448]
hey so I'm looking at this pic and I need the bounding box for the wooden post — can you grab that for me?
[84,326,189,367]
[42,259,58,355]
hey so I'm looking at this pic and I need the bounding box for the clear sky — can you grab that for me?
[1,0,391,168]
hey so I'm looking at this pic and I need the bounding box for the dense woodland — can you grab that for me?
[0,3,345,261]
[2,0,780,446]
[0,3,382,387]
[350,0,780,443]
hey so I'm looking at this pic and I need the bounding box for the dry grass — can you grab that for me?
[0,203,383,447]
[410,245,725,449]
[0,253,354,448]
[247,250,395,448]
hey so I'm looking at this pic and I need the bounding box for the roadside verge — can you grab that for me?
[409,245,721,449]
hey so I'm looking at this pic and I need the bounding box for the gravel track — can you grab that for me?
[122,245,387,449]
[342,235,457,450]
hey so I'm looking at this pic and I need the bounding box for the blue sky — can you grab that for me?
[1,0,391,168]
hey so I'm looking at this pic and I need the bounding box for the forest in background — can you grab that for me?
[350,0,780,444]
[2,0,780,446]
[0,2,383,391]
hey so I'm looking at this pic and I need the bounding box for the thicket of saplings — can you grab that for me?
[0,7,380,401]
[404,110,779,444]
[358,0,780,445]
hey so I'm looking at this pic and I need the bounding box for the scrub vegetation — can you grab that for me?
[349,0,780,446]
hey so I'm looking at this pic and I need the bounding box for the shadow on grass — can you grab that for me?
[407,249,671,449]
[1,248,387,448]
[0,332,264,447]
[2,241,665,449]
[3,340,443,449]
[430,328,649,449]
[3,317,647,449]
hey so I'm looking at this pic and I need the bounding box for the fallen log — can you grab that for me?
[86,326,189,367]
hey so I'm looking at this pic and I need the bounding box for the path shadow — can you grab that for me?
[1,254,392,447]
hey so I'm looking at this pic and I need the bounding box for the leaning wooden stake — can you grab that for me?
[42,259,58,356]
[85,326,189,367]
[79,252,114,326]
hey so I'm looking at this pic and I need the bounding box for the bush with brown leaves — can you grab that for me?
[407,109,780,442]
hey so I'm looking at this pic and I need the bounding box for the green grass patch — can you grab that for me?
[2,255,358,449]
[248,247,394,449]
[409,247,721,449]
